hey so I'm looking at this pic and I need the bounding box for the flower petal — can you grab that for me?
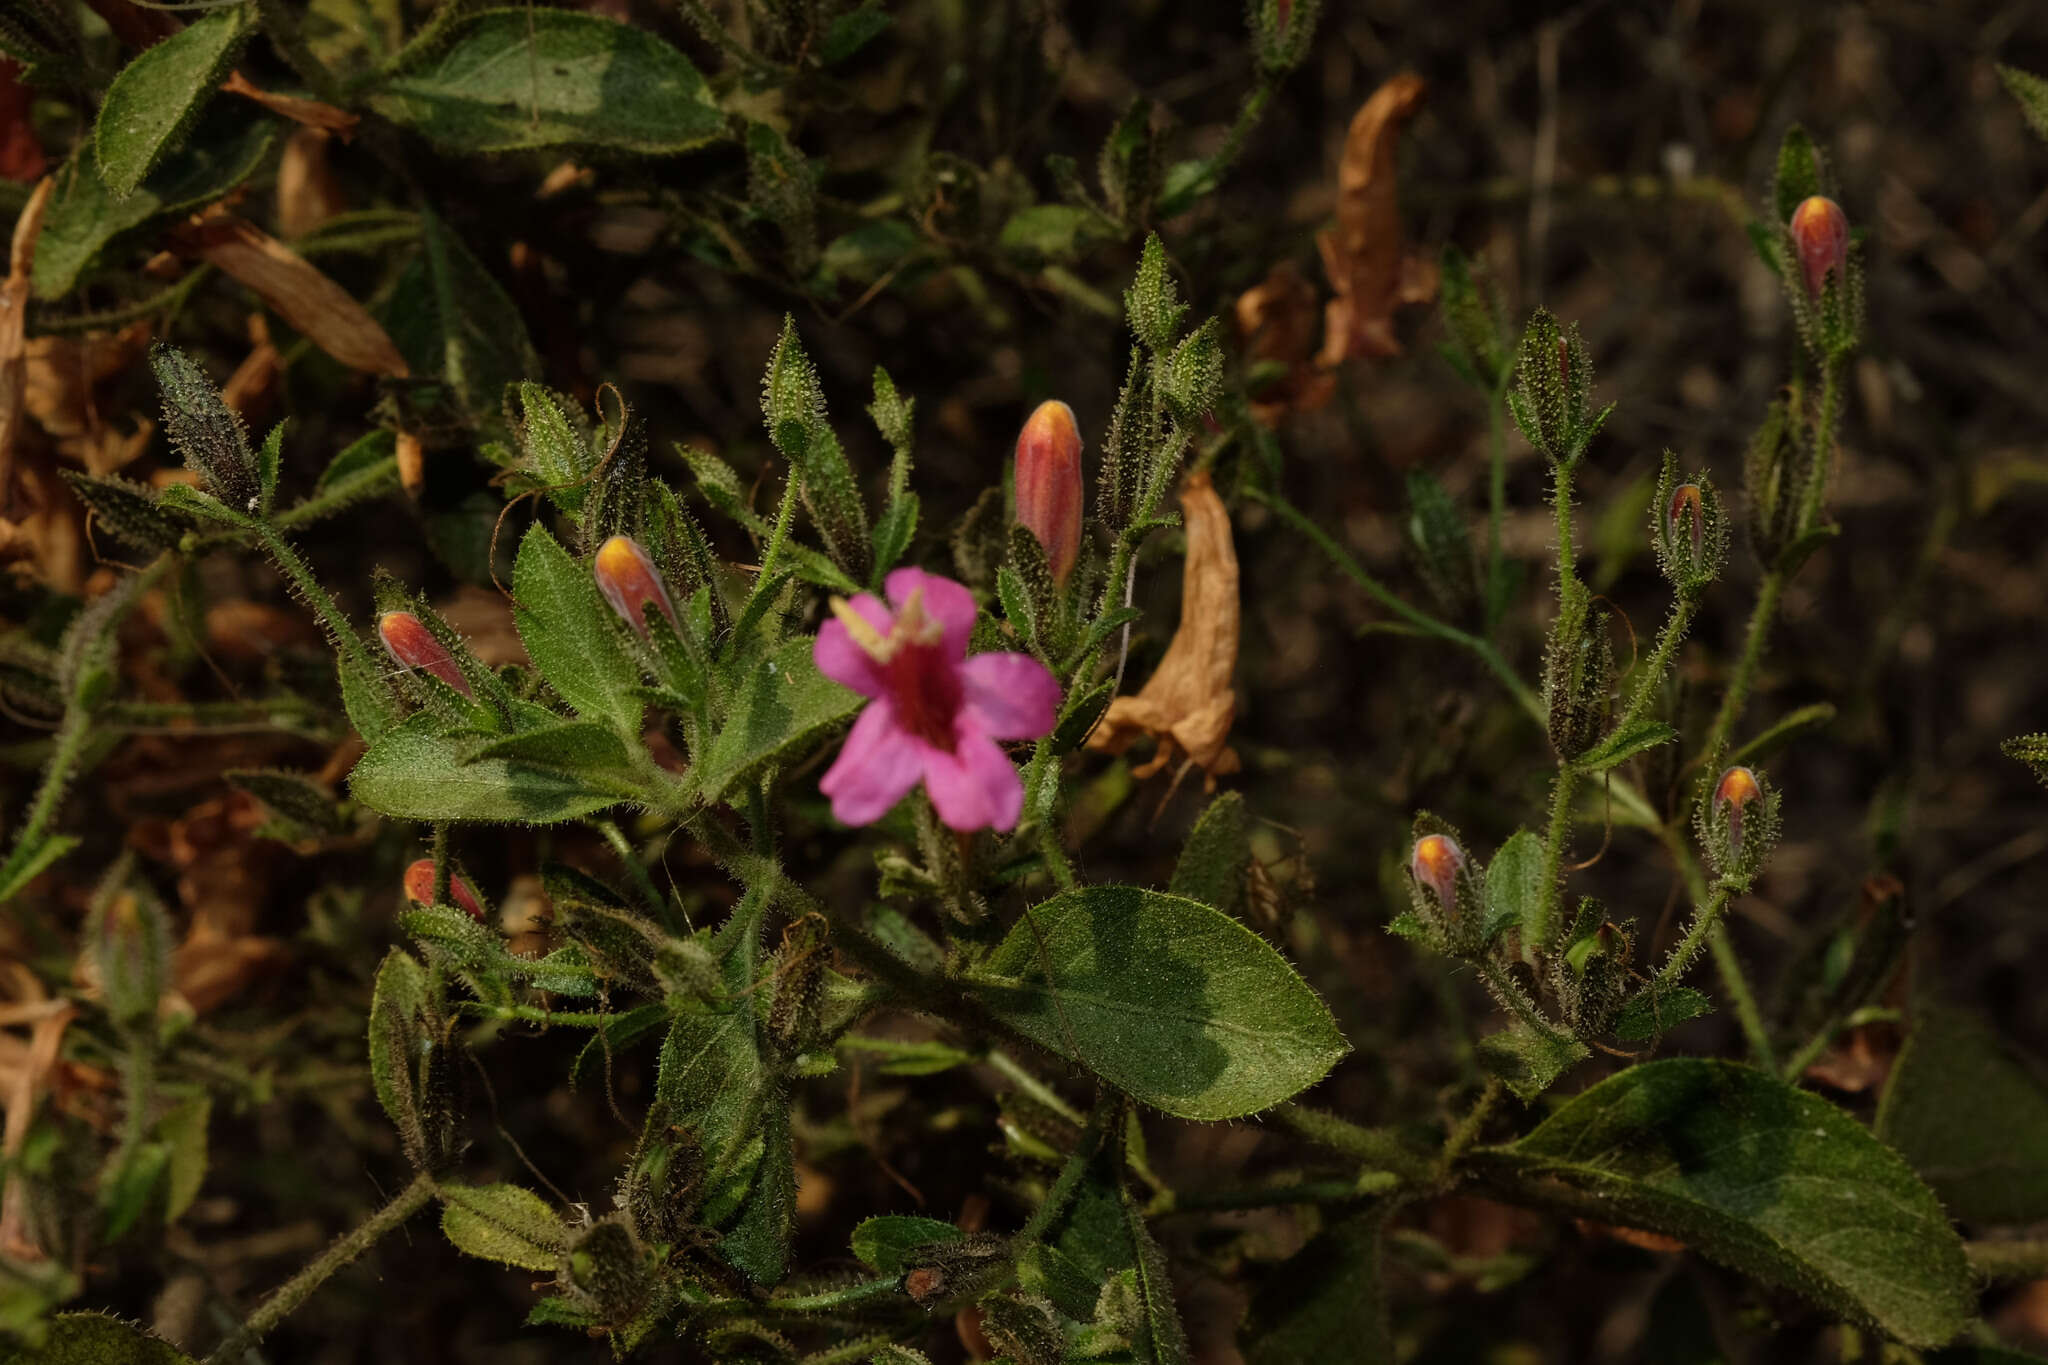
[961,652,1062,740]
[923,725,1023,832]
[886,567,976,658]
[819,700,923,826]
[812,592,893,696]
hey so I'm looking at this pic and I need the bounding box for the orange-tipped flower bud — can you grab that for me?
[595,535,678,638]
[1714,764,1763,851]
[1790,195,1848,300]
[1410,833,1463,915]
[402,858,486,922]
[1014,400,1084,584]
[378,611,472,696]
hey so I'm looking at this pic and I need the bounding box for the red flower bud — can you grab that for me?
[402,858,486,922]
[1410,833,1463,914]
[1789,195,1848,300]
[378,611,472,696]
[594,535,679,638]
[1014,400,1084,584]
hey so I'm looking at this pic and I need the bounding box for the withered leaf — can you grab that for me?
[0,176,53,504]
[174,215,410,377]
[220,70,360,138]
[1316,72,1435,367]
[1235,259,1335,425]
[1086,471,1240,787]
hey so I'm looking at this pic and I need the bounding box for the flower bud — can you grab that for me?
[1696,764,1781,882]
[1013,400,1084,584]
[1651,453,1728,591]
[378,611,472,697]
[1506,307,1610,468]
[594,534,679,638]
[1543,583,1614,759]
[1410,833,1463,916]
[402,858,487,923]
[1790,195,1848,301]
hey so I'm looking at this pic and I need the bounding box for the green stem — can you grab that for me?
[1484,384,1509,625]
[205,1173,435,1364]
[429,824,451,910]
[1530,766,1580,952]
[1613,592,1698,737]
[1156,1176,1396,1216]
[1016,1099,1111,1245]
[1434,1078,1504,1183]
[1967,1240,2048,1284]
[1795,352,1848,538]
[590,817,668,919]
[29,268,212,333]
[986,1047,1082,1126]
[1247,486,1543,721]
[1653,882,1735,992]
[1699,569,1786,764]
[1268,1103,1434,1184]
[254,525,382,687]
[1551,461,1577,585]
[760,1278,902,1313]
[1708,922,1775,1068]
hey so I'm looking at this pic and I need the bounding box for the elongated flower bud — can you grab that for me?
[1014,400,1083,584]
[595,534,679,638]
[402,858,486,922]
[1790,195,1848,300]
[1651,453,1728,591]
[379,611,472,696]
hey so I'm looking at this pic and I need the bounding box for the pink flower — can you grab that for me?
[814,568,1061,832]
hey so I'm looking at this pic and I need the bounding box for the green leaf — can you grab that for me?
[93,7,252,197]
[1727,702,1835,769]
[1244,1211,1393,1365]
[100,1141,169,1240]
[468,720,629,773]
[1610,986,1712,1043]
[36,109,275,298]
[156,1097,209,1223]
[1573,720,1677,773]
[224,768,348,837]
[1124,1176,1191,1365]
[1479,1059,1973,1348]
[1476,1024,1588,1101]
[349,712,622,823]
[439,1183,570,1271]
[820,3,891,64]
[969,887,1348,1120]
[2000,65,2048,143]
[998,204,1112,262]
[374,9,724,154]
[512,525,644,734]
[60,472,192,554]
[1772,126,1824,226]
[1877,1006,2048,1225]
[851,1216,963,1274]
[694,637,863,802]
[367,949,429,1144]
[654,1002,766,1186]
[0,1313,197,1365]
[1169,791,1248,917]
[389,208,541,418]
[1481,829,1546,944]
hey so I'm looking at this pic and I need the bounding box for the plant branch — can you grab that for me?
[205,1172,435,1364]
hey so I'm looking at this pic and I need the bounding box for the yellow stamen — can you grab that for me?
[830,586,945,665]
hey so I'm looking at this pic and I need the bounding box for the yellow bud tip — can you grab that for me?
[1789,195,1849,299]
[1714,765,1762,809]
[1413,834,1460,879]
[595,535,640,578]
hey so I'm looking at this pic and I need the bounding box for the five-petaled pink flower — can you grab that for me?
[814,568,1061,832]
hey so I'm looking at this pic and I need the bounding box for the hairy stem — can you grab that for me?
[205,1173,435,1364]
[1530,766,1580,953]
[1270,1103,1434,1184]
[1709,923,1775,1069]
[1653,881,1735,992]
[1699,569,1786,764]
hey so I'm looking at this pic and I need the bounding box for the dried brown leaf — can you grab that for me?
[0,61,46,184]
[1315,73,1431,367]
[1235,260,1336,425]
[175,216,410,377]
[1086,471,1240,787]
[220,71,359,138]
[276,128,348,240]
[0,1001,73,1259]
[0,176,53,506]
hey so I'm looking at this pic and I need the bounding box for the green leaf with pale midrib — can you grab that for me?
[372,9,724,155]
[693,637,863,802]
[969,887,1347,1121]
[1476,1059,1971,1349]
[1877,1006,2048,1225]
[511,524,645,736]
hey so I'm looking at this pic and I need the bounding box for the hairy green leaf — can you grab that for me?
[1574,719,1676,773]
[440,1183,570,1271]
[1479,1059,1972,1348]
[1244,1211,1392,1365]
[851,1216,963,1274]
[93,8,252,196]
[349,713,622,823]
[1877,1006,2048,1225]
[970,887,1347,1120]
[695,637,862,802]
[512,525,644,735]
[1476,1024,1588,1101]
[0,1313,196,1365]
[1481,829,1546,944]
[1169,791,1248,917]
